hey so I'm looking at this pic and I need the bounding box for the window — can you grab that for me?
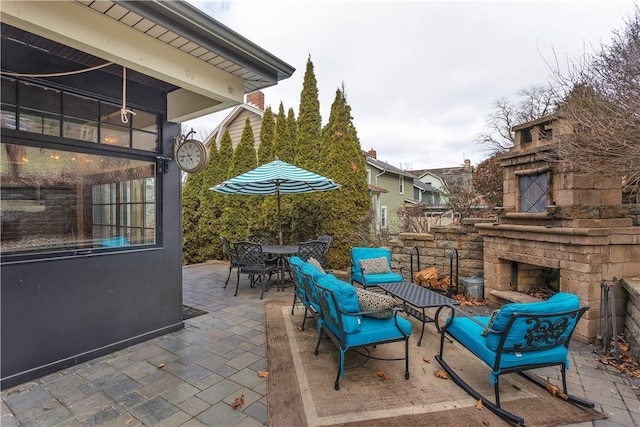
[399,176,404,194]
[1,143,156,256]
[519,173,548,212]
[1,77,159,152]
[381,205,388,228]
[367,168,371,184]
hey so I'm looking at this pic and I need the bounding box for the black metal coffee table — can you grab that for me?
[378,282,459,346]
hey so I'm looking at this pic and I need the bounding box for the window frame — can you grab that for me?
[1,77,164,263]
[380,205,388,228]
[399,176,405,194]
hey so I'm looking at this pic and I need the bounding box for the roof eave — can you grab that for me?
[116,0,295,86]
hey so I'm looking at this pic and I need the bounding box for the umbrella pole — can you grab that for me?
[277,188,283,245]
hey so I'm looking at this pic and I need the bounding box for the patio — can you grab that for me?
[2,261,638,426]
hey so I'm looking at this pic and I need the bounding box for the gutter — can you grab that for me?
[116,0,296,84]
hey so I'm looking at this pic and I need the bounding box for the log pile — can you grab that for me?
[414,267,451,290]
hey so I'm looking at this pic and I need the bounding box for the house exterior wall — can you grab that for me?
[0,62,184,387]
[226,109,263,150]
[369,167,407,234]
[0,29,180,389]
[419,172,447,205]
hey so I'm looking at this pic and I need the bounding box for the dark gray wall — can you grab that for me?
[1,42,185,388]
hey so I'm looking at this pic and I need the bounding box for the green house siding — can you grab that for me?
[367,164,410,234]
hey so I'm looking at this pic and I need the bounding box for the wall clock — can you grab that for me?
[175,138,209,173]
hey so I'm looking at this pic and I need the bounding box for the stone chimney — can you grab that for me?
[246,91,265,111]
[368,148,377,159]
[464,159,471,168]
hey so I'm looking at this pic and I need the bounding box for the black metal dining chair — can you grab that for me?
[317,235,333,267]
[233,241,277,299]
[297,240,327,268]
[221,236,243,287]
[248,233,278,265]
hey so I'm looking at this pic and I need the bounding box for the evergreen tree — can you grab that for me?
[296,57,322,171]
[257,106,275,164]
[287,107,298,160]
[182,170,205,263]
[291,56,324,243]
[220,119,260,241]
[319,86,371,268]
[197,136,224,261]
[271,102,294,162]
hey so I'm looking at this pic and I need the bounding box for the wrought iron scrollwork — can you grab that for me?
[518,312,578,349]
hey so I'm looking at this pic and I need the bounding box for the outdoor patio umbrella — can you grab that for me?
[210,159,341,244]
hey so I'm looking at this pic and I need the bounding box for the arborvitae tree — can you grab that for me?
[271,102,294,162]
[257,106,275,164]
[287,107,298,159]
[319,86,371,268]
[296,56,323,171]
[197,136,224,261]
[220,119,260,241]
[291,56,324,243]
[217,128,234,180]
[182,170,205,263]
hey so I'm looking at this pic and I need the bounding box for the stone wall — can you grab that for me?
[391,218,490,285]
[623,278,640,360]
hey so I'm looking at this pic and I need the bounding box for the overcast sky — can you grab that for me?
[185,0,636,170]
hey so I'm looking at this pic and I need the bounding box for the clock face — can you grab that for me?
[176,140,208,173]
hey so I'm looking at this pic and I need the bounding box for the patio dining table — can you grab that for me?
[261,244,299,291]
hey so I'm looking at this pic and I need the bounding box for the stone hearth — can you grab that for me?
[476,115,640,342]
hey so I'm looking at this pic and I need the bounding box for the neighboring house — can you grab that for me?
[365,149,419,234]
[411,179,441,207]
[0,0,293,388]
[410,159,474,206]
[206,91,267,151]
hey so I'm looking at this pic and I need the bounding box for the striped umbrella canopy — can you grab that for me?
[210,159,341,244]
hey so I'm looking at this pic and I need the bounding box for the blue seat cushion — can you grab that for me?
[101,236,128,247]
[449,316,569,384]
[486,292,580,351]
[344,315,412,347]
[316,275,361,334]
[352,271,403,286]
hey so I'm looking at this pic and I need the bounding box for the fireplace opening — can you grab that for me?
[510,261,559,299]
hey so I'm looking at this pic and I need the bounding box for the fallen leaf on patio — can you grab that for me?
[296,326,303,331]
[434,370,448,379]
[376,370,391,380]
[475,399,484,410]
[512,384,521,390]
[231,394,244,409]
[545,383,568,400]
[482,420,490,426]
[5,387,25,396]
[42,404,52,411]
[126,418,135,425]
[157,363,165,369]
[422,356,431,363]
[257,370,269,378]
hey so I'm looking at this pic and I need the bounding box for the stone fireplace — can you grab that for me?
[476,114,640,342]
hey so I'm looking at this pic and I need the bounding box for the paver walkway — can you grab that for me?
[2,261,639,426]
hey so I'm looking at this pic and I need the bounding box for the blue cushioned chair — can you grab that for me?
[289,256,326,331]
[351,247,404,289]
[435,293,594,426]
[313,274,412,390]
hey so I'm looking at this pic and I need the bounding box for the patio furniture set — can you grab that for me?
[220,234,332,299]
[279,246,595,425]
